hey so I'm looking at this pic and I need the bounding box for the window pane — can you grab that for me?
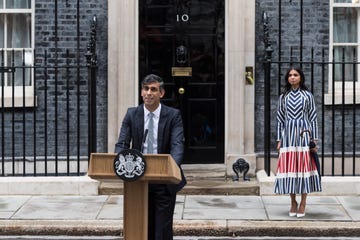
[6,0,31,9]
[333,8,357,43]
[0,15,4,48]
[333,46,357,82]
[334,0,355,3]
[7,13,31,48]
[6,50,32,86]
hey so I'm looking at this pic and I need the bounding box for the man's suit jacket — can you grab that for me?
[115,103,186,192]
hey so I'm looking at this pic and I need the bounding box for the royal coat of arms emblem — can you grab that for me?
[113,149,146,181]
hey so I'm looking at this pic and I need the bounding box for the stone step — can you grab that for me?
[98,178,260,195]
[98,163,258,195]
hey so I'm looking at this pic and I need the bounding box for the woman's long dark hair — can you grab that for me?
[281,67,308,95]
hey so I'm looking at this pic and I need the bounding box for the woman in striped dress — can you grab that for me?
[274,67,322,218]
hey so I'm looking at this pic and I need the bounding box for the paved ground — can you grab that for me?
[0,194,359,237]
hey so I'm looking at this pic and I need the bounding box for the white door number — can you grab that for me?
[176,14,189,22]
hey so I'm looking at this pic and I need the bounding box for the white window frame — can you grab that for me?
[328,0,360,104]
[0,0,35,108]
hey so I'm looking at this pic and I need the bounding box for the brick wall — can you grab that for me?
[34,0,108,155]
[0,0,108,166]
[255,0,360,158]
[254,1,358,154]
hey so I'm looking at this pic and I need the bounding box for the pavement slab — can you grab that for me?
[11,196,108,220]
[337,196,360,221]
[0,196,31,220]
[0,194,358,237]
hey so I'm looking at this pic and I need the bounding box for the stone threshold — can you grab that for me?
[98,178,260,195]
[1,171,358,196]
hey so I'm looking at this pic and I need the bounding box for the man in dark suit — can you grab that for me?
[115,74,186,240]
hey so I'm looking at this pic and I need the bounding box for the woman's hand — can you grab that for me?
[309,140,318,153]
[310,144,318,153]
[277,141,281,152]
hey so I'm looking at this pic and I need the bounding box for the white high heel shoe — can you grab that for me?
[289,212,297,217]
[289,202,298,217]
[297,212,306,218]
[297,204,306,218]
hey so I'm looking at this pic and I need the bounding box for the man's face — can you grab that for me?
[141,81,165,111]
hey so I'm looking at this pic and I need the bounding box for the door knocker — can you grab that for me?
[176,45,187,64]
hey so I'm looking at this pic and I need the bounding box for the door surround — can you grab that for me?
[107,0,256,176]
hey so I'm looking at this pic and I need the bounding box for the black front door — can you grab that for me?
[139,0,225,164]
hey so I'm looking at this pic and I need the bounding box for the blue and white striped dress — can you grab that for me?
[274,88,322,194]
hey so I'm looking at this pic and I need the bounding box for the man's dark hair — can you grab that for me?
[141,74,165,91]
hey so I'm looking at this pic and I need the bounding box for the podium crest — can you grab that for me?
[114,149,146,181]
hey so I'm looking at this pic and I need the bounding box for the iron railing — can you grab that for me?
[262,12,359,176]
[0,17,97,177]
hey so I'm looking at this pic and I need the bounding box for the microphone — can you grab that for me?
[141,129,148,153]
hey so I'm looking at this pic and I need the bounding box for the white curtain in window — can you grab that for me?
[6,0,31,9]
[333,8,357,43]
[8,14,31,48]
[333,8,357,82]
[0,14,4,48]
[2,0,32,87]
[7,13,32,86]
[6,50,31,86]
[334,46,356,81]
[334,0,352,3]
